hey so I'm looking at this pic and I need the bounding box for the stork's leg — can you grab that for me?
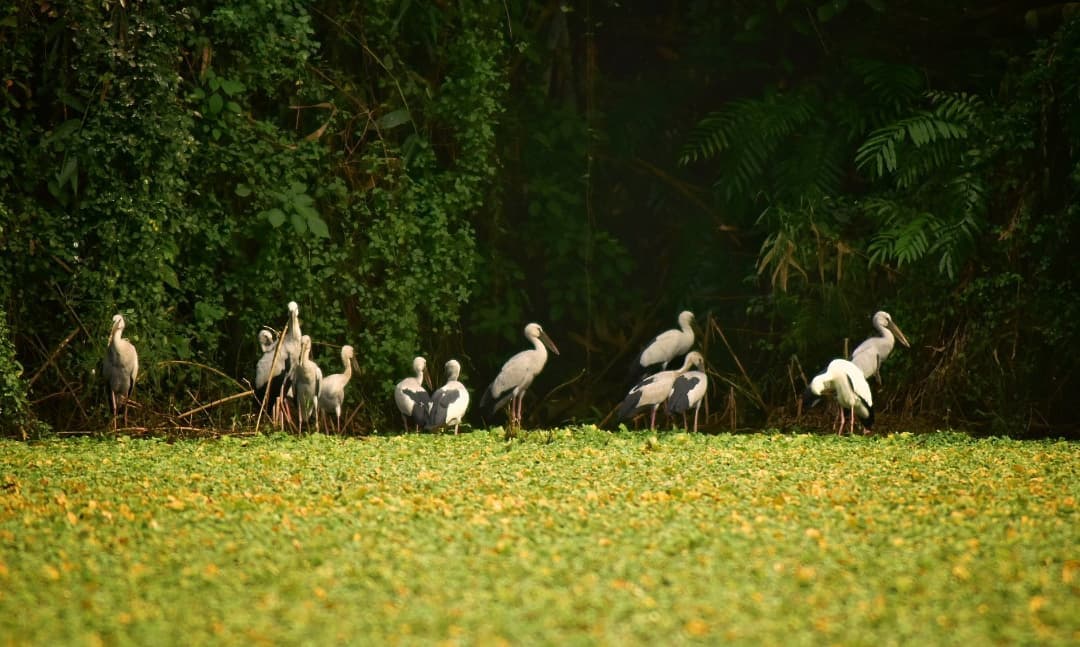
[111,391,118,431]
[837,407,846,435]
[849,407,856,436]
[649,406,657,430]
[692,405,700,434]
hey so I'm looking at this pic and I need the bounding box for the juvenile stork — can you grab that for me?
[850,311,910,384]
[480,323,559,430]
[291,335,322,434]
[667,368,708,433]
[426,359,470,434]
[318,345,356,434]
[617,351,704,430]
[629,310,696,381]
[254,329,288,418]
[103,313,139,430]
[803,358,874,435]
[394,356,432,432]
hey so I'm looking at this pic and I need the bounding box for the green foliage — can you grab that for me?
[679,90,825,203]
[0,302,42,438]
[0,0,507,426]
[1,432,1077,642]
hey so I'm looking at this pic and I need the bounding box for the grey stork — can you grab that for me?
[618,351,704,430]
[850,311,910,384]
[254,328,288,418]
[102,313,139,430]
[629,310,696,381]
[318,345,356,434]
[291,335,322,434]
[480,323,559,430]
[394,356,432,432]
[667,368,708,433]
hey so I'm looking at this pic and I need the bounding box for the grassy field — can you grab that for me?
[0,429,1076,645]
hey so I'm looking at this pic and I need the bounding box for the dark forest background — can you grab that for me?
[1,1,1078,438]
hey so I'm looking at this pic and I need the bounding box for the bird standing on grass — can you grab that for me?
[273,301,303,426]
[254,328,288,417]
[426,359,470,434]
[103,313,138,430]
[629,310,696,381]
[850,311,910,384]
[667,368,708,433]
[481,323,560,430]
[618,351,705,431]
[292,335,322,434]
[803,358,874,435]
[318,345,356,434]
[395,356,432,432]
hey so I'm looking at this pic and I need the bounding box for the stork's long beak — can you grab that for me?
[423,366,433,390]
[540,330,560,356]
[888,321,911,348]
[106,320,120,350]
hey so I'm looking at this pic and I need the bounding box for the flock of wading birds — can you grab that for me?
[102,303,910,435]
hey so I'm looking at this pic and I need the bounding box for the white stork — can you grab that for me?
[426,359,470,434]
[394,356,432,432]
[102,313,138,430]
[803,358,874,435]
[629,310,696,381]
[480,323,559,430]
[617,351,704,430]
[667,368,708,433]
[291,335,322,434]
[850,311,910,384]
[318,345,356,434]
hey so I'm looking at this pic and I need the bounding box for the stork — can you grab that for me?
[629,310,696,381]
[394,356,432,432]
[803,358,874,435]
[850,311,910,384]
[291,335,322,434]
[617,351,704,430]
[283,301,303,366]
[254,328,289,419]
[667,368,708,433]
[426,359,470,434]
[318,345,356,434]
[480,323,559,430]
[274,300,303,426]
[102,313,138,430]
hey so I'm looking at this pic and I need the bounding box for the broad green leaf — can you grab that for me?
[376,108,412,130]
[262,208,286,227]
[307,214,330,238]
[290,212,307,234]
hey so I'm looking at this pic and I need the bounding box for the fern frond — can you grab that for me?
[682,91,818,204]
[850,58,924,112]
[773,128,845,202]
[681,94,815,164]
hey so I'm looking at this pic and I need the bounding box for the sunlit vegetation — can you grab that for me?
[1,430,1076,644]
